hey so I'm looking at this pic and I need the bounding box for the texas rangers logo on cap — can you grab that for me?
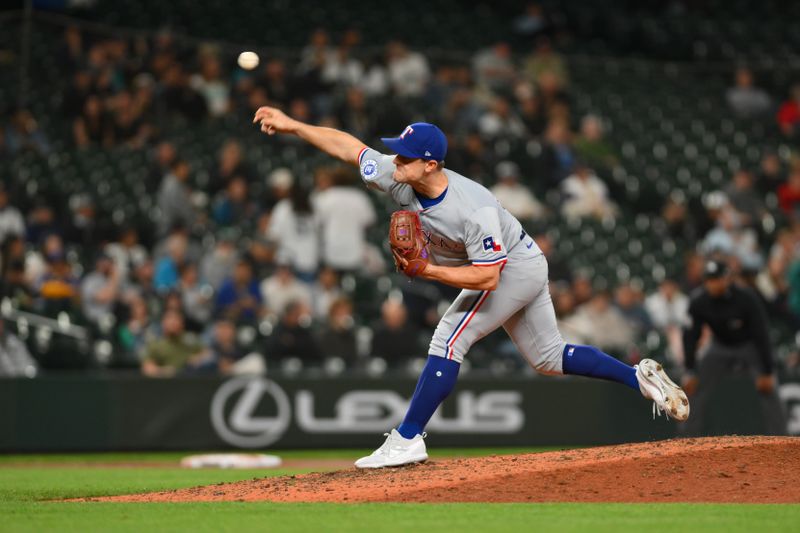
[381,122,447,162]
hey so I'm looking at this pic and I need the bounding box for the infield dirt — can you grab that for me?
[90,436,799,503]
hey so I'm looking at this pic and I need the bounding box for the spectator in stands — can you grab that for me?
[62,70,92,119]
[190,53,231,117]
[267,300,320,362]
[116,294,151,361]
[570,290,635,357]
[5,109,50,155]
[159,63,207,118]
[311,266,343,320]
[178,262,213,326]
[755,252,793,319]
[267,185,319,280]
[210,139,254,194]
[156,159,197,236]
[24,200,58,246]
[553,287,585,344]
[789,258,800,319]
[572,275,595,306]
[614,283,652,336]
[523,37,569,91]
[724,169,765,226]
[682,252,706,293]
[73,95,112,148]
[513,3,548,39]
[105,226,148,284]
[81,253,121,326]
[478,97,527,142]
[0,235,30,304]
[141,309,209,377]
[441,88,483,137]
[337,87,374,141]
[24,233,64,289]
[154,232,188,292]
[64,193,107,250]
[266,167,295,209]
[757,151,786,196]
[0,319,37,378]
[574,114,618,174]
[516,85,546,137]
[200,231,240,291]
[317,297,358,365]
[446,132,495,184]
[211,176,256,229]
[777,166,800,222]
[645,279,690,364]
[35,251,79,314]
[259,58,291,106]
[777,84,800,137]
[215,258,264,322]
[490,161,545,221]
[560,163,618,221]
[261,264,312,318]
[313,167,376,272]
[0,184,25,244]
[534,233,572,284]
[204,318,244,373]
[360,53,390,98]
[386,41,430,98]
[321,30,364,89]
[540,118,575,185]
[149,141,177,188]
[658,193,698,244]
[370,299,422,362]
[473,42,516,94]
[726,67,772,118]
[700,205,762,270]
[109,91,152,148]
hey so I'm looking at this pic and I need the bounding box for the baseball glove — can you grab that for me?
[389,210,429,277]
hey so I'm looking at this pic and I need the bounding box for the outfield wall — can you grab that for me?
[1,375,798,451]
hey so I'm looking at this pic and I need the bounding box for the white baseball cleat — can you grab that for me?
[635,358,690,421]
[354,429,428,469]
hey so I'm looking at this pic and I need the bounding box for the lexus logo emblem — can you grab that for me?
[210,377,291,448]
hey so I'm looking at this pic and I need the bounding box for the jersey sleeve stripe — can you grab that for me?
[445,290,491,359]
[357,147,368,164]
[471,256,508,266]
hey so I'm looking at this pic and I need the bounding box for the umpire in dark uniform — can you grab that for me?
[681,259,786,435]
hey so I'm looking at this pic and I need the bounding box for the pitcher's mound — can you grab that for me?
[94,436,799,503]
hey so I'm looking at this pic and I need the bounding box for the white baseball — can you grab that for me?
[237,51,260,70]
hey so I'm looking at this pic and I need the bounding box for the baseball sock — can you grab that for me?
[561,344,639,390]
[397,355,460,439]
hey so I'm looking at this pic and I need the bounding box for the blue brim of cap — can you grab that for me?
[381,137,421,159]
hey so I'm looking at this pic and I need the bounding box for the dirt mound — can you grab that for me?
[91,436,800,503]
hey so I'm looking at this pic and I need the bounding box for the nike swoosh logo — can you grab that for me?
[526,241,534,249]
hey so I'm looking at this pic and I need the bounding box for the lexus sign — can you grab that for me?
[210,377,525,448]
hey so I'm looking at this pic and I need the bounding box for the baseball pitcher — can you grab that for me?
[254,108,690,468]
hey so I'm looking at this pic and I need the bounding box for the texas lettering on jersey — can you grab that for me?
[423,230,466,252]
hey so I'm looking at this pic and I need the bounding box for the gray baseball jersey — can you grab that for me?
[359,147,565,371]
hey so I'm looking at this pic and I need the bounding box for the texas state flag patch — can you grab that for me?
[482,236,502,252]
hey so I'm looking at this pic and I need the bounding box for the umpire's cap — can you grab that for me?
[703,259,729,279]
[381,123,447,162]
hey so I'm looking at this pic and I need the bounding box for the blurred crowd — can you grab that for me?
[1,3,800,378]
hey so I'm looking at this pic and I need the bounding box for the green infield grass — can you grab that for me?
[1,450,798,533]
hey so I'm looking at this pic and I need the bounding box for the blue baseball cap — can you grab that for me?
[381,122,447,162]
